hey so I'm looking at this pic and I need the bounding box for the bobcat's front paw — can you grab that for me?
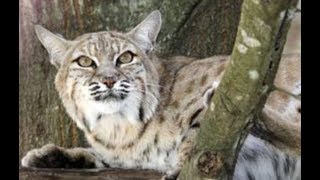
[21,144,70,168]
[21,144,97,169]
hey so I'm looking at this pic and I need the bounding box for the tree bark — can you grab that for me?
[179,0,299,179]
[19,0,243,161]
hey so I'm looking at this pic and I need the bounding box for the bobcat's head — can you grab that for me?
[35,11,162,130]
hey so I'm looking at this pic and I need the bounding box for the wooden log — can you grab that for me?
[19,167,163,180]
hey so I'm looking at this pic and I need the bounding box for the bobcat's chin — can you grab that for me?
[93,91,129,102]
[76,87,144,126]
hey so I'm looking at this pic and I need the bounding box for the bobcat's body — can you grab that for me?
[21,11,300,180]
[85,54,227,173]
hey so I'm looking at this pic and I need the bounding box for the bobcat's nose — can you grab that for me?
[102,77,116,88]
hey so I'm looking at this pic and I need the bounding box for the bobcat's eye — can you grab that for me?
[117,51,135,65]
[76,56,96,68]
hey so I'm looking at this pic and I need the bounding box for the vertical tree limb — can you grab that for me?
[179,0,299,179]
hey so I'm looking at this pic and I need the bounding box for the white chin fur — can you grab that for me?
[79,91,142,131]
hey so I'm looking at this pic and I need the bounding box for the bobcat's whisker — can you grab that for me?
[144,83,173,94]
[131,88,160,102]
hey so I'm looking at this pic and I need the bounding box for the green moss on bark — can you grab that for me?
[179,0,299,179]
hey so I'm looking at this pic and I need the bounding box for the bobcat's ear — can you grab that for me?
[34,25,69,68]
[127,10,162,54]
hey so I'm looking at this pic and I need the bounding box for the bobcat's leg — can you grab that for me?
[164,128,198,180]
[21,144,105,169]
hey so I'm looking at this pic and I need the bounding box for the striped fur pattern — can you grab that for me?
[234,135,301,180]
[21,11,300,179]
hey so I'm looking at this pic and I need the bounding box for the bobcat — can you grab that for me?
[21,11,300,180]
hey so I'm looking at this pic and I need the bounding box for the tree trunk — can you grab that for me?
[179,0,299,179]
[19,0,243,162]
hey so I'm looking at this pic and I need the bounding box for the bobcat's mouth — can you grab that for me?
[94,90,129,101]
[88,80,132,102]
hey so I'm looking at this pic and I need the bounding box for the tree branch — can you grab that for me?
[179,0,299,179]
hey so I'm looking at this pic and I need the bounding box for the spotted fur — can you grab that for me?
[21,11,300,180]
